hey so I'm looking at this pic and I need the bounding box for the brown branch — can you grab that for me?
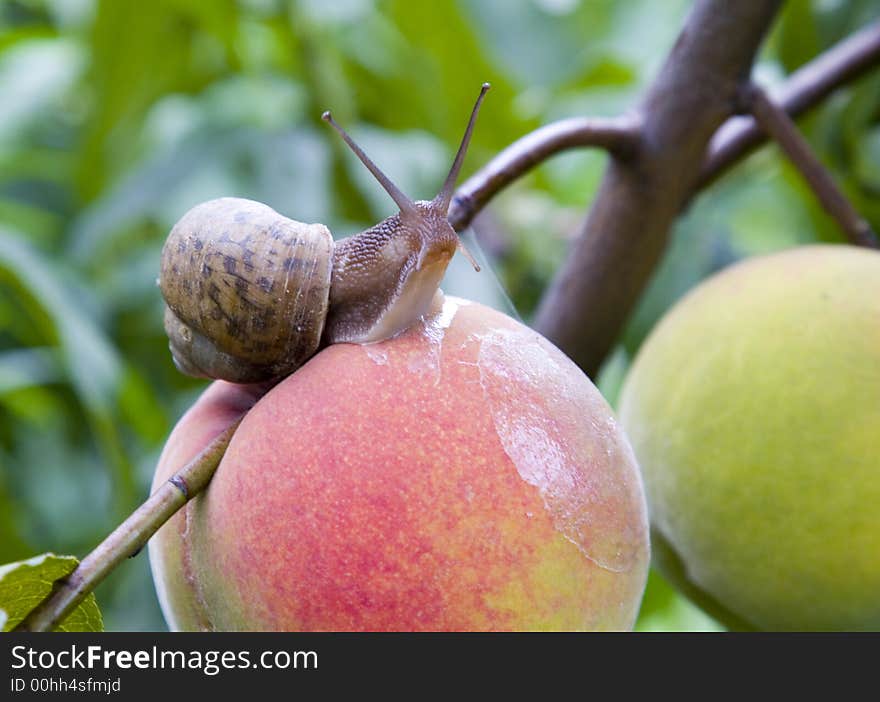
[449,115,642,232]
[701,19,880,187]
[446,16,880,379]
[14,420,241,632]
[531,0,783,378]
[451,18,880,235]
[744,83,878,248]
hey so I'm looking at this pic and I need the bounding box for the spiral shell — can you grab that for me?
[160,197,333,384]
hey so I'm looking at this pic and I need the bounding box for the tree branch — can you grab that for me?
[446,17,880,378]
[451,18,880,236]
[700,19,880,187]
[14,421,241,632]
[449,115,642,232]
[743,83,878,248]
[531,0,783,378]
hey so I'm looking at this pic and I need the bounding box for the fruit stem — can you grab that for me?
[13,420,241,632]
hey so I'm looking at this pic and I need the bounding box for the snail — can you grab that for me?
[159,83,489,384]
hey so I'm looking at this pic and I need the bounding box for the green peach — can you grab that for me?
[619,245,880,631]
[149,297,649,631]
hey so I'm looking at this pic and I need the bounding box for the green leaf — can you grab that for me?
[0,38,84,145]
[772,0,821,72]
[0,553,103,632]
[0,457,31,565]
[0,347,61,395]
[0,229,137,509]
[0,230,121,411]
[76,0,240,199]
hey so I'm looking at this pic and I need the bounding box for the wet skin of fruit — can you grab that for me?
[150,296,650,631]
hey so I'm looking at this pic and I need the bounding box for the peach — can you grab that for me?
[619,245,880,631]
[149,297,649,630]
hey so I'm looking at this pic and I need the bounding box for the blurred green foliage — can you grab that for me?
[0,0,877,631]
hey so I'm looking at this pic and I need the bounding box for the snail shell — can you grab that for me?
[160,197,333,384]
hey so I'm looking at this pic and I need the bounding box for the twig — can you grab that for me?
[448,115,642,232]
[531,0,783,378]
[14,420,241,632]
[700,19,880,187]
[743,83,878,248]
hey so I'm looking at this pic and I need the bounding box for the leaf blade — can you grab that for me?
[0,553,103,632]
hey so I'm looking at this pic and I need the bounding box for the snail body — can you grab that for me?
[159,84,489,384]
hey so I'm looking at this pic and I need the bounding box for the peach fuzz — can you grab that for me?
[149,296,649,631]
